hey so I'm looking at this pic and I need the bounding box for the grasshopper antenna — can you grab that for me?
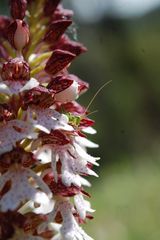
[85,80,112,113]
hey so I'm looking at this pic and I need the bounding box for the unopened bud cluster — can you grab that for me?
[0,1,99,239]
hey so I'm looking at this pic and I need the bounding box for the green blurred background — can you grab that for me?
[1,0,160,239]
[66,2,160,239]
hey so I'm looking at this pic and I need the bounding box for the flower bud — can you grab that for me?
[0,16,11,39]
[48,74,89,96]
[52,5,73,21]
[69,74,89,95]
[47,75,73,93]
[55,80,79,103]
[45,49,76,76]
[21,86,55,109]
[44,19,72,43]
[53,35,87,56]
[44,0,60,16]
[79,118,95,128]
[10,0,27,20]
[7,20,29,51]
[1,58,30,81]
[56,102,86,115]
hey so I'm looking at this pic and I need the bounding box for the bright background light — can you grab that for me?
[69,0,160,22]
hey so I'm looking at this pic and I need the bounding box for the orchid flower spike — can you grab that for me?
[0,1,99,239]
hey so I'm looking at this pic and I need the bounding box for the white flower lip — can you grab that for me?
[0,168,52,212]
[28,108,73,133]
[0,78,39,95]
[0,120,37,155]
